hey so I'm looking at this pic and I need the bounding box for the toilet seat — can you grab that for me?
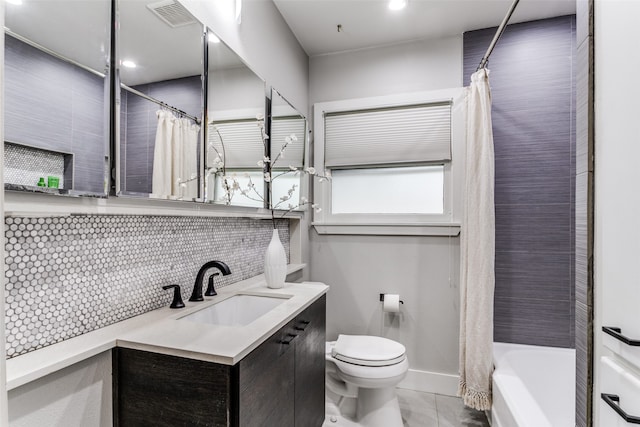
[332,334,406,367]
[332,356,409,381]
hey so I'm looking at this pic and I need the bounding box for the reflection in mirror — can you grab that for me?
[205,29,267,207]
[270,90,306,210]
[4,0,111,196]
[117,0,203,200]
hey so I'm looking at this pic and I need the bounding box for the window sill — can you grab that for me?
[312,222,460,236]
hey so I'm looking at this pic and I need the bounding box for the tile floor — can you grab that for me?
[397,388,490,427]
[324,388,490,427]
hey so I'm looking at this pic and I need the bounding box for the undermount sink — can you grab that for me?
[179,294,289,327]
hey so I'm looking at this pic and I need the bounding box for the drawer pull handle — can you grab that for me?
[601,393,640,424]
[602,327,640,346]
[280,334,297,345]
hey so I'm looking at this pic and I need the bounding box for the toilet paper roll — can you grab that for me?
[383,294,401,313]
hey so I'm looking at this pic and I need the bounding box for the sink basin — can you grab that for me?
[179,294,288,326]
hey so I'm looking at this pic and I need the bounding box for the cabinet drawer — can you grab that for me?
[600,356,640,426]
[603,328,640,371]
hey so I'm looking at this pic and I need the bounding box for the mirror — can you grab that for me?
[117,0,204,201]
[269,89,307,210]
[205,29,267,207]
[4,0,111,196]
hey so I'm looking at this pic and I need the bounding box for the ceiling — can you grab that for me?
[4,0,577,84]
[273,0,577,56]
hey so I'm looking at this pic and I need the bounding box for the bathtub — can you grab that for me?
[492,342,575,427]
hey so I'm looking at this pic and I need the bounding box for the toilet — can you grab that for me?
[325,335,409,427]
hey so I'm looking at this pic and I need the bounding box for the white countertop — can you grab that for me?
[6,265,328,391]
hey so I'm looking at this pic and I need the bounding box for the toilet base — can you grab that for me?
[356,387,403,427]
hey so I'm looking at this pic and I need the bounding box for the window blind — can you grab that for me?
[324,101,451,168]
[207,120,264,169]
[270,116,306,168]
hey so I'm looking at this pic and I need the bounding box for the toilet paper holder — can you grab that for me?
[379,293,404,304]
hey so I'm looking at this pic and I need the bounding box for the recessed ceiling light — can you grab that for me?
[388,0,407,11]
[208,33,221,44]
[6,0,23,5]
[121,60,137,68]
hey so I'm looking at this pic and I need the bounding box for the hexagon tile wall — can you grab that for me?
[4,214,290,358]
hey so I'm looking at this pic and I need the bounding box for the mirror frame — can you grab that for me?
[3,0,113,198]
[113,0,206,201]
[267,87,309,212]
[202,27,271,208]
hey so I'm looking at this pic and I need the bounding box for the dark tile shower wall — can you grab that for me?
[4,35,106,194]
[575,0,594,425]
[121,76,202,193]
[463,16,576,348]
[4,215,289,358]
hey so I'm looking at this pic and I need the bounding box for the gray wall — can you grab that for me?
[463,16,576,348]
[121,76,202,194]
[309,36,463,390]
[4,35,106,194]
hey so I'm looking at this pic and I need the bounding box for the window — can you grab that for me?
[313,88,464,235]
[331,165,444,214]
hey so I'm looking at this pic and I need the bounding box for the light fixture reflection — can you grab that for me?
[388,0,407,11]
[6,0,23,5]
[121,60,137,68]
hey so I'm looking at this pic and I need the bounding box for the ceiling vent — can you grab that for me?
[146,0,197,28]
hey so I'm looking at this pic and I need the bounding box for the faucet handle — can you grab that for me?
[204,273,220,297]
[162,284,185,309]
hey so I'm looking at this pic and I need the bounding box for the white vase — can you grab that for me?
[264,228,287,289]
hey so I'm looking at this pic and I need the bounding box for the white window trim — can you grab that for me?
[313,88,466,236]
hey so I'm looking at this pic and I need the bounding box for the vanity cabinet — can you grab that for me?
[113,295,326,427]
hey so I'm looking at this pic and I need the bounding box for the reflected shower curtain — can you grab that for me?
[152,111,200,199]
[458,68,495,411]
[172,117,199,200]
[152,110,174,198]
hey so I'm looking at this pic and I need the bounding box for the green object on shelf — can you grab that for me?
[47,176,59,189]
[37,177,46,187]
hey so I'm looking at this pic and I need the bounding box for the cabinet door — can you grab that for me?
[294,295,326,427]
[600,356,640,426]
[113,348,232,427]
[237,324,296,427]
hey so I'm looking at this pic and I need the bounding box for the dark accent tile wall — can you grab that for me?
[575,0,594,425]
[4,214,290,358]
[4,35,107,194]
[464,16,576,348]
[121,76,202,194]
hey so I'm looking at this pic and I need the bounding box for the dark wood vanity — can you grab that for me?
[113,295,326,427]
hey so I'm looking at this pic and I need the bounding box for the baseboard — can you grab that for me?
[397,368,459,396]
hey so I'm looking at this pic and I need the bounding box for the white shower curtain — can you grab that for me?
[152,111,200,199]
[152,110,174,198]
[172,117,200,200]
[458,68,495,411]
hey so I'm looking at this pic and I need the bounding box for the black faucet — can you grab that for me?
[189,260,232,302]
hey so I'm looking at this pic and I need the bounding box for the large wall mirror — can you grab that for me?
[4,0,111,196]
[117,0,204,201]
[269,89,307,210]
[205,29,267,207]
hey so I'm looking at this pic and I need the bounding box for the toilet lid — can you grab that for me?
[332,335,406,367]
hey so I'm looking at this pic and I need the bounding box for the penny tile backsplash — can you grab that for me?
[4,214,290,358]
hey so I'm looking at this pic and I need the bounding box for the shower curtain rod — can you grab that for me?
[121,85,202,125]
[476,0,520,71]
